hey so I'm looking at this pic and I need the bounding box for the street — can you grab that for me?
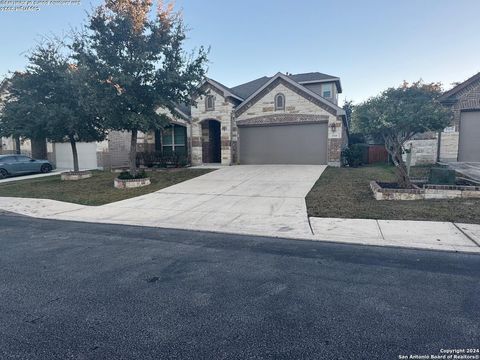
[0,213,479,359]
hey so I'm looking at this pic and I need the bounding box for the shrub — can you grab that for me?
[136,151,190,168]
[117,170,148,180]
[342,144,365,167]
[348,133,366,145]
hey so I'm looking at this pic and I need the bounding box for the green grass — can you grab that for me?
[306,165,480,224]
[0,169,213,206]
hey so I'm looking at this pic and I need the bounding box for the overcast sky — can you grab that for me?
[1,0,479,105]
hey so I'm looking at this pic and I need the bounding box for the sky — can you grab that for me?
[1,0,479,105]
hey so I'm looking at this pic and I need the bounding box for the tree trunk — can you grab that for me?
[384,137,412,188]
[31,137,48,160]
[69,135,80,172]
[129,129,138,176]
[14,136,21,154]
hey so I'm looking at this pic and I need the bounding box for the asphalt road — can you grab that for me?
[0,214,479,360]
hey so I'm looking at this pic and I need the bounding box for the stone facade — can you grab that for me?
[234,80,344,166]
[190,84,238,165]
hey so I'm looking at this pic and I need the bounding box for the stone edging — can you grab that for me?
[114,177,151,189]
[370,181,480,200]
[61,171,92,181]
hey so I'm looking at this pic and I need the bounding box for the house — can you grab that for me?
[438,72,480,163]
[190,72,347,166]
[1,71,348,169]
[404,72,480,165]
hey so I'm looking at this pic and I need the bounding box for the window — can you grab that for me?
[274,93,285,111]
[15,156,31,162]
[162,124,187,155]
[321,83,332,98]
[0,156,17,163]
[205,95,215,111]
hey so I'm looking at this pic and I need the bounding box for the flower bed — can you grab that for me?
[61,171,92,181]
[371,181,480,200]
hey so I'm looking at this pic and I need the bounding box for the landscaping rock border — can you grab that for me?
[371,181,480,200]
[114,177,151,189]
[61,171,92,181]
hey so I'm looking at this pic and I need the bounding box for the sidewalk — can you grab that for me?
[0,170,61,184]
[0,196,479,253]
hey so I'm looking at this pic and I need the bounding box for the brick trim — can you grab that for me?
[236,114,329,127]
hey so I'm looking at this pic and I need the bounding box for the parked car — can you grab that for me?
[0,155,53,179]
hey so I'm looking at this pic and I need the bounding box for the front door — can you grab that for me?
[208,121,221,163]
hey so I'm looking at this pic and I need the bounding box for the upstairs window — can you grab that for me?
[321,83,332,98]
[205,95,215,111]
[274,93,285,111]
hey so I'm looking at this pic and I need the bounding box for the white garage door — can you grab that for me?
[54,142,98,170]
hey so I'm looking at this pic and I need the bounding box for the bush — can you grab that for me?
[342,144,365,167]
[348,133,366,145]
[136,151,189,168]
[117,171,148,180]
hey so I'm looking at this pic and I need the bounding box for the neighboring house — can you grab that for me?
[438,72,480,162]
[1,71,348,169]
[403,72,480,165]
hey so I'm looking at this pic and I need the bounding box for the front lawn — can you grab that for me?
[306,165,480,224]
[0,169,213,206]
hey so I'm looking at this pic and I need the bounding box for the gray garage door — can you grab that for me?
[239,123,328,165]
[459,111,480,162]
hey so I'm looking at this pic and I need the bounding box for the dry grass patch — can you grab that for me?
[306,165,480,224]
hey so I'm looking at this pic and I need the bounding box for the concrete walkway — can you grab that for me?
[0,170,61,184]
[0,164,479,253]
[447,162,480,183]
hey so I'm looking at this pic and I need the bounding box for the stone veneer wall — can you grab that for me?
[235,82,343,166]
[439,132,459,162]
[190,85,238,165]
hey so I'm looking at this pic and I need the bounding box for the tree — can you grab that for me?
[353,81,452,188]
[73,0,208,176]
[0,41,107,172]
[0,72,50,159]
[342,99,354,128]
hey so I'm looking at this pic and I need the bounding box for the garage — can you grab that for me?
[458,111,480,162]
[54,142,98,170]
[239,123,328,165]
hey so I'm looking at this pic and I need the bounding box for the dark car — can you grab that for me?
[0,155,53,179]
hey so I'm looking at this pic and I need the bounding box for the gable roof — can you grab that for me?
[230,76,270,99]
[201,78,244,102]
[230,72,342,99]
[439,72,480,104]
[235,72,345,117]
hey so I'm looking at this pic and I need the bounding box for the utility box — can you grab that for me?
[429,167,456,185]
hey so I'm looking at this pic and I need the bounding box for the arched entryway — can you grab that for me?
[201,119,221,163]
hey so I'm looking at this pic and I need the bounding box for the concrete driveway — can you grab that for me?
[58,165,326,238]
[447,162,480,183]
